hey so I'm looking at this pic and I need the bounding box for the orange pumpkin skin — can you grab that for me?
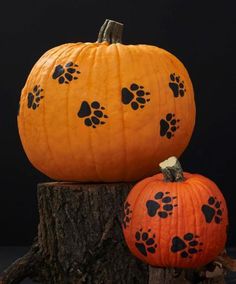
[122,173,228,268]
[17,22,195,182]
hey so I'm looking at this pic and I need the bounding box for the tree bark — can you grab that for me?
[0,182,229,284]
[1,182,148,284]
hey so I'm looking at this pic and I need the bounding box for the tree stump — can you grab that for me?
[0,182,230,284]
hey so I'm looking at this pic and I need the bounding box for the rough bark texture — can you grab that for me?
[1,182,148,284]
[0,182,230,284]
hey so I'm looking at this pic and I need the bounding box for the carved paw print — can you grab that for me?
[121,83,150,110]
[146,191,177,218]
[27,85,44,110]
[52,62,80,84]
[77,101,108,128]
[160,113,180,139]
[201,197,223,224]
[135,228,157,256]
[171,233,203,259]
[123,201,132,229]
[169,73,186,97]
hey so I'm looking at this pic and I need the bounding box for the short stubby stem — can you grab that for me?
[159,156,185,182]
[97,19,124,44]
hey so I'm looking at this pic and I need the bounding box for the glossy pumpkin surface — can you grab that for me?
[122,172,228,268]
[17,21,195,182]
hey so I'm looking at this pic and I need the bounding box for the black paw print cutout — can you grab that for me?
[169,73,186,98]
[171,233,203,259]
[27,85,44,110]
[123,201,132,229]
[201,197,223,224]
[121,83,150,110]
[52,62,80,84]
[135,228,157,257]
[160,113,180,139]
[146,191,177,219]
[77,101,108,128]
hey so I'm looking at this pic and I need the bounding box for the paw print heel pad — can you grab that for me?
[201,197,223,224]
[121,83,150,110]
[160,113,180,139]
[169,73,186,98]
[77,101,108,128]
[52,62,80,84]
[135,228,157,256]
[27,85,44,110]
[171,233,203,259]
[146,191,177,218]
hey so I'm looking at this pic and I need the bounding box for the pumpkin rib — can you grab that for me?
[69,43,97,180]
[190,177,226,265]
[65,43,92,179]
[144,180,161,265]
[174,182,180,266]
[96,44,114,181]
[20,44,72,177]
[150,47,182,161]
[187,180,205,267]
[162,52,185,143]
[104,44,118,180]
[194,179,213,266]
[149,49,164,164]
[206,177,228,255]
[63,44,81,177]
[153,49,173,161]
[125,45,142,179]
[168,181,176,267]
[42,44,79,178]
[163,50,196,140]
[161,50,195,149]
[86,45,102,181]
[139,46,161,169]
[115,43,128,181]
[130,179,155,261]
[194,181,208,267]
[186,177,211,265]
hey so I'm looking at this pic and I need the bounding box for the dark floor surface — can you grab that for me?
[0,247,236,283]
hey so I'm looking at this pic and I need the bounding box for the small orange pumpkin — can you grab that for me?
[122,157,228,268]
[17,20,195,182]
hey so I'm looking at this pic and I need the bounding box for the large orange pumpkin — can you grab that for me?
[122,157,228,268]
[17,19,195,182]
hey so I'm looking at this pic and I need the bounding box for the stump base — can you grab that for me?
[0,182,234,284]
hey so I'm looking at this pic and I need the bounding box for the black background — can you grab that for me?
[0,0,235,246]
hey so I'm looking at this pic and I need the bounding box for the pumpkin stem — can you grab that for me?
[97,19,124,43]
[159,156,185,182]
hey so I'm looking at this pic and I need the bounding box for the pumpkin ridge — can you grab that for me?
[65,44,90,178]
[197,181,217,265]
[115,43,128,181]
[163,50,196,139]
[86,45,101,180]
[130,180,154,255]
[186,181,202,267]
[41,44,78,178]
